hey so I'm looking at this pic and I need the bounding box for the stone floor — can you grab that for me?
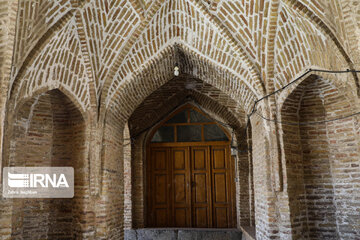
[125,228,242,240]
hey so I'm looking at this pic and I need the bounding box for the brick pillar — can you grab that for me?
[95,110,124,239]
[0,2,18,238]
[123,123,132,229]
[250,113,280,239]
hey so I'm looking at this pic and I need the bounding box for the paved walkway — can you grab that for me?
[125,228,242,240]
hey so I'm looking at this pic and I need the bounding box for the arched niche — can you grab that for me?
[145,104,235,228]
[127,100,254,231]
[281,75,360,239]
[7,89,87,239]
[103,74,255,236]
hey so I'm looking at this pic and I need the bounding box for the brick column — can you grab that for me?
[250,113,279,239]
[123,123,133,229]
[0,1,18,239]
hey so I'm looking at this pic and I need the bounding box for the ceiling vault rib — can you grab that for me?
[101,0,266,116]
[9,0,359,119]
[98,0,165,111]
[9,9,76,100]
[74,10,98,110]
[283,0,353,67]
[9,0,89,100]
[190,0,265,94]
[282,0,359,94]
[128,0,146,19]
[264,0,280,93]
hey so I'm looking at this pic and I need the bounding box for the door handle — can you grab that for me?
[191,181,196,188]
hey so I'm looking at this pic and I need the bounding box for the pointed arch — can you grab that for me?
[99,0,264,111]
[9,17,94,114]
[102,44,258,127]
[280,74,360,238]
[3,88,90,239]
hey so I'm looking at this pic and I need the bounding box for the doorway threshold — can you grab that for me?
[125,228,242,240]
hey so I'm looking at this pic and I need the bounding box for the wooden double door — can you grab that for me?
[147,144,235,228]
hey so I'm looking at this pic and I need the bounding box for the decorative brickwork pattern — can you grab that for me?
[128,97,252,230]
[125,75,254,230]
[10,18,92,113]
[0,0,359,239]
[11,0,72,78]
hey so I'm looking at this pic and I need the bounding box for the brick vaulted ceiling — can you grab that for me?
[5,0,360,117]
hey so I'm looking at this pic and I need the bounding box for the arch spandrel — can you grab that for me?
[9,18,93,114]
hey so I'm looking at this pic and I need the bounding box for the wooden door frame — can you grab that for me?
[147,104,233,143]
[145,104,237,228]
[146,142,236,227]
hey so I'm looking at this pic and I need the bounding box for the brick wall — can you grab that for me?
[126,79,253,230]
[250,113,279,239]
[0,2,17,236]
[95,109,125,239]
[281,75,360,239]
[1,1,360,239]
[123,123,132,229]
[1,90,89,239]
[131,134,145,228]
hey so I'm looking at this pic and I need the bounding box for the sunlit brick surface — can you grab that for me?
[0,0,359,239]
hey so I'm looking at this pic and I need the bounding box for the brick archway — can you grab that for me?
[145,104,236,228]
[3,89,89,239]
[119,75,255,233]
[281,75,360,239]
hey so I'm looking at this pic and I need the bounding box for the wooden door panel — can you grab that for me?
[194,207,208,228]
[149,148,170,227]
[174,150,186,170]
[174,208,187,227]
[154,150,167,170]
[154,174,168,204]
[174,174,186,203]
[194,173,207,203]
[148,145,235,228]
[211,146,233,228]
[214,173,227,203]
[171,148,191,227]
[214,207,229,228]
[191,147,212,227]
[213,148,226,169]
[154,208,168,227]
[193,149,206,170]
